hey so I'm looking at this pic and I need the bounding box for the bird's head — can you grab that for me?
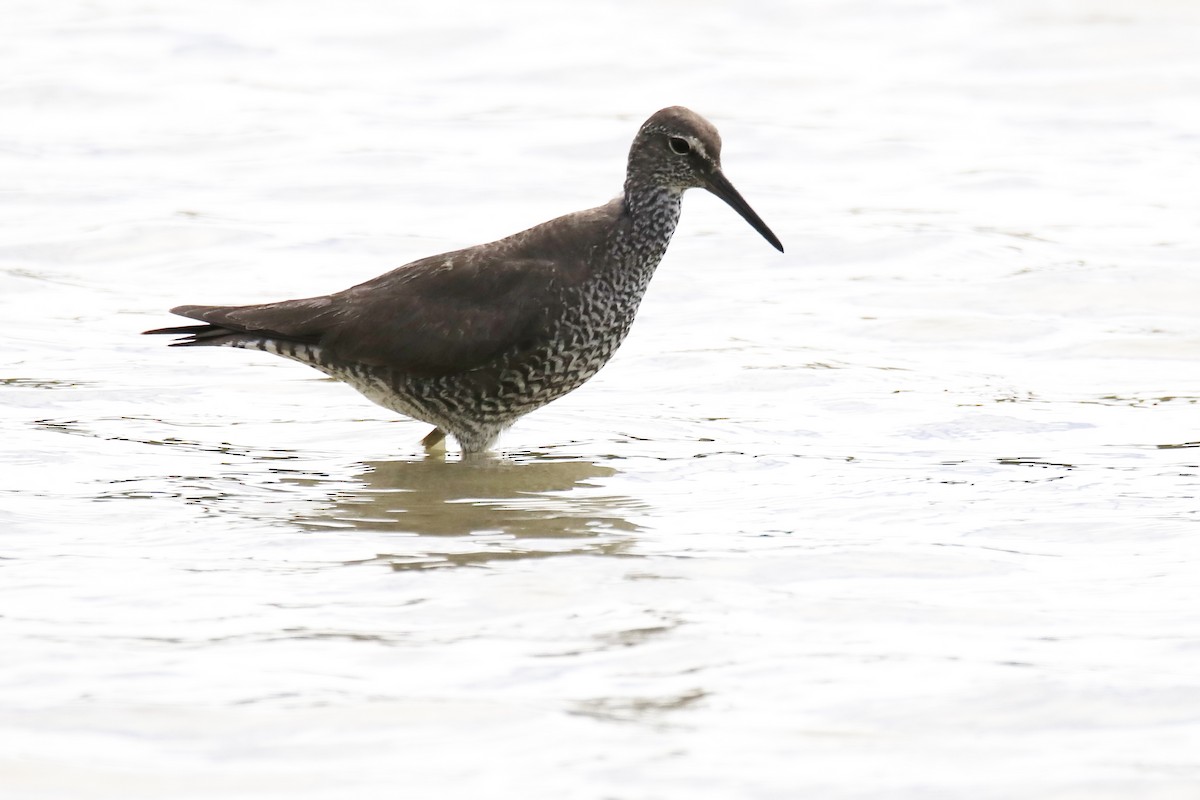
[627,106,783,253]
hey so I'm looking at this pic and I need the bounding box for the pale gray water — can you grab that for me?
[2,1,1199,797]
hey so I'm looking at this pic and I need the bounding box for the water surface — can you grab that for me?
[2,1,1199,798]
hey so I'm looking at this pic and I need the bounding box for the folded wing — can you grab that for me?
[146,200,622,377]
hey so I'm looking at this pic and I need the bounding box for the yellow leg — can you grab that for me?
[421,427,447,451]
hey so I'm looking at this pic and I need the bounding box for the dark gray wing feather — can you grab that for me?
[147,200,624,377]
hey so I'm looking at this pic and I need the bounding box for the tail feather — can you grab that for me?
[143,321,244,347]
[144,300,330,348]
[143,300,326,348]
[143,323,212,336]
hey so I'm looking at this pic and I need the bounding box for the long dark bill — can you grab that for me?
[706,169,784,253]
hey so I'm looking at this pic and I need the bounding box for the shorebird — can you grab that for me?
[145,106,783,453]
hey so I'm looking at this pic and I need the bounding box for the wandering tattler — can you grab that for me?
[145,106,783,453]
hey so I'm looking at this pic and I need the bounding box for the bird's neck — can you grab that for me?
[561,183,682,350]
[615,183,683,283]
[623,182,683,227]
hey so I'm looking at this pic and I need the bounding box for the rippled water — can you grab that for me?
[3,1,1199,797]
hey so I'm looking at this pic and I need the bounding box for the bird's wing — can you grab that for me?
[167,202,622,376]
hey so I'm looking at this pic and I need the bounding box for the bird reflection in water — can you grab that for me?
[288,455,643,570]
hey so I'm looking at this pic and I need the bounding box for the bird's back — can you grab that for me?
[164,197,628,377]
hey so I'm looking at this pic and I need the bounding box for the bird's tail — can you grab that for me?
[142,321,244,347]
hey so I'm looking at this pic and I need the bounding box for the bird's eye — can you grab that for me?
[668,136,691,155]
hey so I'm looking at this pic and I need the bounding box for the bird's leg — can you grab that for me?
[421,427,447,451]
